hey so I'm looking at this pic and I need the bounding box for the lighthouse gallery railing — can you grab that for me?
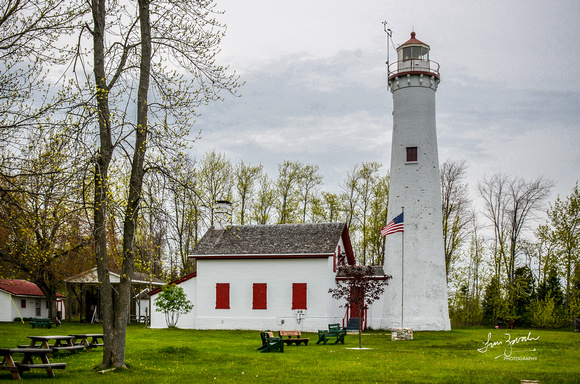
[387,59,440,80]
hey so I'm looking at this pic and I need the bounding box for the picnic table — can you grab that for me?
[27,335,85,354]
[30,318,56,329]
[70,334,104,352]
[278,330,309,346]
[0,348,66,380]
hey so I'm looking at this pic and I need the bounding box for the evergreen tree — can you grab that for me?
[482,275,503,325]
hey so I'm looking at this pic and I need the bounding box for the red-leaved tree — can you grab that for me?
[329,264,392,348]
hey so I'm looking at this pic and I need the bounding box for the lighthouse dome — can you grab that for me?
[398,32,430,61]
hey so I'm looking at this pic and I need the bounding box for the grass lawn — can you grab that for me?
[0,322,578,383]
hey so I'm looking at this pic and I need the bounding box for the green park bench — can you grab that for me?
[257,331,284,353]
[316,323,346,345]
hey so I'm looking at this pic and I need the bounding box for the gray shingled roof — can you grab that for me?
[190,222,347,257]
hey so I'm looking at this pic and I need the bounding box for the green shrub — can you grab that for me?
[530,295,565,328]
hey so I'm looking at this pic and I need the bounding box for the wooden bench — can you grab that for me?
[15,362,67,371]
[30,318,55,329]
[316,323,346,345]
[279,330,309,346]
[51,345,85,354]
[257,332,284,353]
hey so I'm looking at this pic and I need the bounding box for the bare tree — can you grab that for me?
[165,156,203,277]
[440,159,473,281]
[0,0,81,141]
[478,174,553,285]
[478,174,510,277]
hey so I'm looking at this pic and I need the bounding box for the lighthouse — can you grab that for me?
[382,32,450,331]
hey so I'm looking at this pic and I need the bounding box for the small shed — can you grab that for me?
[64,268,165,322]
[0,279,66,322]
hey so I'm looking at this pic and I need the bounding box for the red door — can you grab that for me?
[349,287,362,319]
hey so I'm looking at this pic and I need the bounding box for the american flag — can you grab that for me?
[381,212,404,237]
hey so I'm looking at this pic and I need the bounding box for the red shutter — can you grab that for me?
[253,283,267,310]
[216,283,230,309]
[292,283,307,310]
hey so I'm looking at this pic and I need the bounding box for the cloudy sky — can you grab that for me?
[191,0,580,210]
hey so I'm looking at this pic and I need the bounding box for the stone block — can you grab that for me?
[391,328,413,341]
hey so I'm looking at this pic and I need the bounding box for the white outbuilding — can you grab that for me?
[0,279,66,322]
[149,222,369,332]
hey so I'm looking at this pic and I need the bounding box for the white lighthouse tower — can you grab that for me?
[382,32,450,331]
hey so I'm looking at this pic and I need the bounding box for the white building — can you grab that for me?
[149,222,379,332]
[0,279,66,322]
[381,32,451,331]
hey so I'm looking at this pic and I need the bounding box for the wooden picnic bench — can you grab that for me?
[0,348,66,380]
[28,335,85,354]
[257,332,284,353]
[316,323,346,345]
[70,334,104,352]
[278,330,309,346]
[30,318,56,329]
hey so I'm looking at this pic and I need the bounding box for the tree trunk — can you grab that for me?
[92,0,115,368]
[111,0,151,368]
[358,305,363,349]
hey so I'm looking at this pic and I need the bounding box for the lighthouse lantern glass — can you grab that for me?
[400,46,429,61]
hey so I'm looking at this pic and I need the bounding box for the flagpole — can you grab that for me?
[401,207,404,328]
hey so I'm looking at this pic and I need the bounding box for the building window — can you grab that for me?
[252,283,267,310]
[21,299,26,309]
[406,147,418,162]
[292,283,307,310]
[215,283,230,309]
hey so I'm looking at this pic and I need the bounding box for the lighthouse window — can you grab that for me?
[413,46,429,61]
[402,47,412,61]
[406,147,418,162]
[402,46,429,61]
